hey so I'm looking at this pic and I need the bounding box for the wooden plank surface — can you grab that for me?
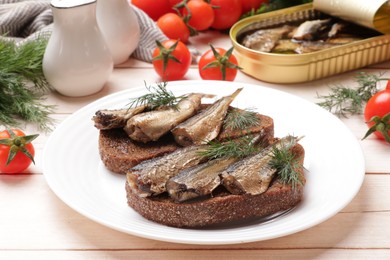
[1,250,390,260]
[1,30,390,258]
[0,175,389,250]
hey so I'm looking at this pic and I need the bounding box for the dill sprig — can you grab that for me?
[199,135,262,160]
[128,82,186,110]
[223,107,261,131]
[0,38,55,131]
[269,137,303,189]
[317,72,385,116]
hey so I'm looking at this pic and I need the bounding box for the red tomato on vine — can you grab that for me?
[152,39,192,81]
[363,84,390,143]
[131,0,172,21]
[210,0,242,30]
[168,0,182,8]
[157,13,190,43]
[182,0,215,31]
[0,129,38,174]
[198,45,241,81]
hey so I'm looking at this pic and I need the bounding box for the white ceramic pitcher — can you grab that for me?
[96,0,140,65]
[43,0,113,97]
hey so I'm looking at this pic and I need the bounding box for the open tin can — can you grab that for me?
[230,1,390,83]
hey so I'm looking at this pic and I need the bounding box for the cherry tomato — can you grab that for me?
[0,129,38,174]
[210,0,242,30]
[152,39,192,81]
[363,88,390,143]
[241,0,269,13]
[157,13,190,43]
[131,0,172,21]
[198,45,241,81]
[183,0,215,31]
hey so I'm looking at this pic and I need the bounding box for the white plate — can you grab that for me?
[43,80,365,245]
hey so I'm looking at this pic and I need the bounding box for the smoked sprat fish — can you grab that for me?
[328,23,345,38]
[240,18,373,54]
[292,19,331,41]
[126,144,209,197]
[221,136,298,195]
[92,105,146,130]
[166,157,239,202]
[171,88,243,146]
[166,132,269,202]
[124,93,207,143]
[241,25,294,52]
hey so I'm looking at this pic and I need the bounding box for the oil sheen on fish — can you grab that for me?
[327,36,362,44]
[124,93,205,143]
[273,39,340,54]
[241,25,294,52]
[171,88,242,147]
[126,145,209,197]
[272,39,301,54]
[294,41,339,54]
[166,157,238,202]
[92,105,146,130]
[220,136,298,195]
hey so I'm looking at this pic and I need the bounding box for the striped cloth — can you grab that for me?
[0,0,168,62]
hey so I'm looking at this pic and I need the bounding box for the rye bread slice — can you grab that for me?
[125,144,305,228]
[99,112,274,174]
[99,129,180,174]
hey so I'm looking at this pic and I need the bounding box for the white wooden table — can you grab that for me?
[1,31,390,259]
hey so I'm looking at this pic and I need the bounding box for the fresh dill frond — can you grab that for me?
[355,72,385,99]
[316,85,364,116]
[0,37,55,131]
[316,72,385,116]
[199,135,260,160]
[269,138,303,190]
[223,107,261,131]
[10,38,51,91]
[128,82,186,110]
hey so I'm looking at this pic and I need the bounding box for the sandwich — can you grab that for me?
[93,84,305,228]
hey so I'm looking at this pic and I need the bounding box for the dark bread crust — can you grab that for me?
[99,129,180,174]
[125,144,305,228]
[99,112,274,174]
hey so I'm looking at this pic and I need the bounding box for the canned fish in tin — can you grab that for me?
[230,3,390,83]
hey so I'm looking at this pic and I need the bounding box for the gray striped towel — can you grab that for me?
[0,0,168,62]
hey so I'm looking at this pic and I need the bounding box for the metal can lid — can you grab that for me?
[313,0,390,34]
